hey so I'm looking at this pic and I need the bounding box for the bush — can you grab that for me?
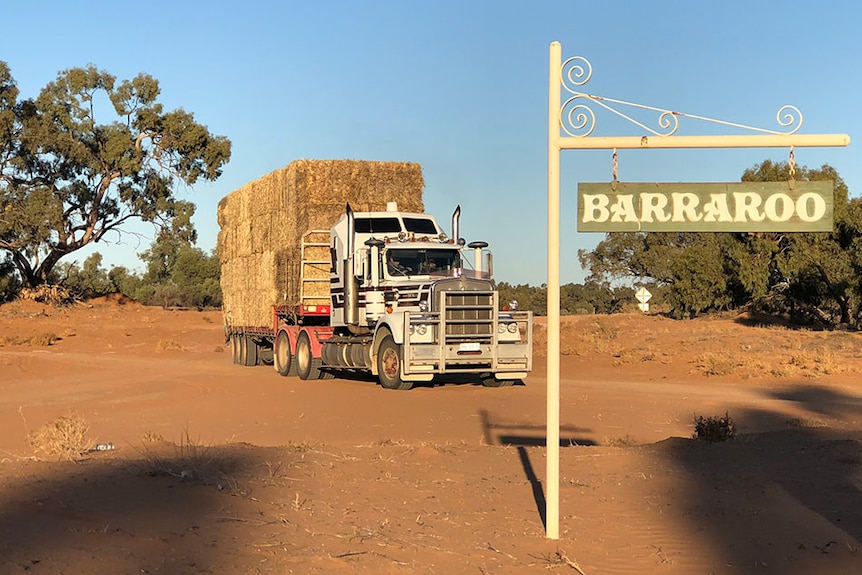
[693,412,736,442]
[29,412,91,460]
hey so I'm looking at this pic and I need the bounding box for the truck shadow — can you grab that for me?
[318,370,526,389]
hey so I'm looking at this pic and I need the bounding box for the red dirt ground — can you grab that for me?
[1,298,862,574]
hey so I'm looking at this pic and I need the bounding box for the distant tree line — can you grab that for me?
[496,281,638,316]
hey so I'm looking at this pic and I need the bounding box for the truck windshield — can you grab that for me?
[386,248,461,277]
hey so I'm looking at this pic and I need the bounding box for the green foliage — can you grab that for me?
[0,62,230,288]
[130,201,221,309]
[0,253,20,302]
[579,160,862,328]
[169,246,222,309]
[58,252,114,299]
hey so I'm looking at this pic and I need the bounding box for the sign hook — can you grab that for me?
[788,145,796,190]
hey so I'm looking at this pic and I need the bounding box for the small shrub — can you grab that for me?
[693,412,736,442]
[30,332,59,346]
[157,338,185,351]
[29,412,91,460]
[606,435,638,447]
[141,430,165,443]
[695,353,736,377]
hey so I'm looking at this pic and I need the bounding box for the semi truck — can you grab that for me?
[218,160,532,389]
[224,202,533,390]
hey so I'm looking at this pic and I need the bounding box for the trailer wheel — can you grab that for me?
[231,334,241,364]
[274,331,295,377]
[377,336,413,390]
[259,347,273,366]
[480,373,516,387]
[296,331,323,380]
[242,335,258,367]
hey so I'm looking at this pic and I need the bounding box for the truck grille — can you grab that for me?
[443,291,494,343]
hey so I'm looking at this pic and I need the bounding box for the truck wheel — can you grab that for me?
[296,331,323,380]
[377,336,413,390]
[481,373,516,387]
[230,334,239,364]
[274,331,296,377]
[259,347,274,366]
[242,335,258,367]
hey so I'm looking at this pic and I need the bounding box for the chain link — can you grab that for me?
[789,145,796,184]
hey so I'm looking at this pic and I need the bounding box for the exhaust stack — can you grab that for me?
[344,203,359,326]
[451,205,461,245]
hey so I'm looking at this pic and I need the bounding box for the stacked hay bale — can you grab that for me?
[218,160,425,328]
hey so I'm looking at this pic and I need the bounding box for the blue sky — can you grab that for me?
[1,0,859,286]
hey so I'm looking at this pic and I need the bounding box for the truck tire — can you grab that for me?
[242,335,258,367]
[258,347,273,366]
[481,373,516,387]
[296,331,324,380]
[230,334,239,364]
[377,336,413,390]
[274,331,296,377]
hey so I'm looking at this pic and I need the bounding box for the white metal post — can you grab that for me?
[546,40,562,540]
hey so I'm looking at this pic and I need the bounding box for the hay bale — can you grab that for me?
[219,160,424,327]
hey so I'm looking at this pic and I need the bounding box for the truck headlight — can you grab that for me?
[416,324,427,335]
[498,323,507,334]
[507,322,518,333]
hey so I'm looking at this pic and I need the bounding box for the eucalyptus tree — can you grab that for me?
[0,62,230,288]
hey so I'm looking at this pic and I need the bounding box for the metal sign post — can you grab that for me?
[545,40,849,539]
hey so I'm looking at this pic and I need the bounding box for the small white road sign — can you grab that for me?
[635,287,652,304]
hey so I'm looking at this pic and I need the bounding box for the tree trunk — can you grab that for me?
[34,248,69,287]
[10,250,38,289]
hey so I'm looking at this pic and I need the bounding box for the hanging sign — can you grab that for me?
[578,181,833,232]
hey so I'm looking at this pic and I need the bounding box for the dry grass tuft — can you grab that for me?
[29,412,91,460]
[19,285,74,305]
[157,338,186,351]
[0,332,59,347]
[30,332,59,346]
[136,429,223,483]
[141,430,165,443]
[694,352,736,377]
[606,435,638,447]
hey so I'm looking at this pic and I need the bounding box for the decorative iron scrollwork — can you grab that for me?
[558,56,803,138]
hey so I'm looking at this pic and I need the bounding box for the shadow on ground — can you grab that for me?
[0,443,291,574]
[660,383,862,573]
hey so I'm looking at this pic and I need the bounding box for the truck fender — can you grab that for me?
[275,327,298,355]
[299,326,335,358]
